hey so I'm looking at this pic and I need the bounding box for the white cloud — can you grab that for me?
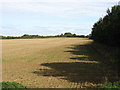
[1,0,119,36]
[2,0,118,18]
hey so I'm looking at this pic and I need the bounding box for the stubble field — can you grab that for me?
[2,38,117,88]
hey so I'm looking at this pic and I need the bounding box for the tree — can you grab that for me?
[91,5,120,47]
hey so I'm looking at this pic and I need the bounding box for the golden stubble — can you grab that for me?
[2,38,101,88]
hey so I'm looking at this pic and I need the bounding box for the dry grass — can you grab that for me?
[2,38,117,88]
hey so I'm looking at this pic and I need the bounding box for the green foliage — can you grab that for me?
[91,5,120,47]
[100,81,120,89]
[91,5,120,76]
[63,32,73,37]
[0,82,27,89]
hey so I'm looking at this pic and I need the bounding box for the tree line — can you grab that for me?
[91,5,120,47]
[0,32,87,39]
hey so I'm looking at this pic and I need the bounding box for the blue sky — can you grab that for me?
[1,0,119,36]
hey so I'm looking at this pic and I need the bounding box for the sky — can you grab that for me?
[0,0,119,36]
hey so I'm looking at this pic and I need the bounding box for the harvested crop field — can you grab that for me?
[2,38,117,88]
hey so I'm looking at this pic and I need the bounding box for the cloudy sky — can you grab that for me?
[1,0,119,36]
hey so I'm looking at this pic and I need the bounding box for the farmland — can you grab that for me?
[2,38,118,88]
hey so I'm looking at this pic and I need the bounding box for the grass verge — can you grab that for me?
[100,80,120,89]
[0,82,27,89]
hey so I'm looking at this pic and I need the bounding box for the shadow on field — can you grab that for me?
[33,42,119,84]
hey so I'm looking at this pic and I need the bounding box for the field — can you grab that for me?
[2,38,118,88]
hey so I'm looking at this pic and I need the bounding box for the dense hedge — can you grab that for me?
[91,5,120,47]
